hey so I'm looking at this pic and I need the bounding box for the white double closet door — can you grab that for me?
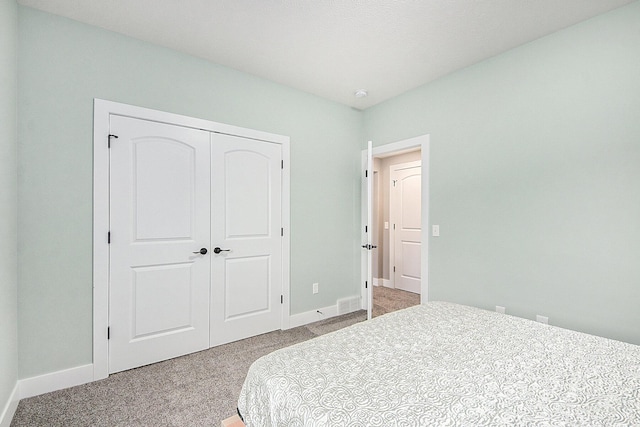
[109,116,282,374]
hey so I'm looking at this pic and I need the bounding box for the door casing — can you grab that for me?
[93,99,291,381]
[360,135,430,312]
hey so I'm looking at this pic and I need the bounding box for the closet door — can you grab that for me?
[109,116,211,373]
[210,133,282,346]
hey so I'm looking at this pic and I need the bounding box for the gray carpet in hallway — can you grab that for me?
[372,285,420,318]
[11,311,366,427]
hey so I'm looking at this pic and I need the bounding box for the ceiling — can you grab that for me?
[18,0,635,109]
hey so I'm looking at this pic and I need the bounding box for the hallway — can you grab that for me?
[372,286,420,318]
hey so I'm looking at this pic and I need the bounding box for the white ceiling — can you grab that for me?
[18,0,635,109]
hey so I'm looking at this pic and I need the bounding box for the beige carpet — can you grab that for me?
[12,288,418,426]
[11,311,366,427]
[372,285,420,318]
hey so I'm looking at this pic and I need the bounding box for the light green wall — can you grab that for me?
[364,2,640,344]
[15,0,640,382]
[0,0,19,412]
[18,6,363,378]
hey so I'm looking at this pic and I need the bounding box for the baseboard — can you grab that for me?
[0,383,19,427]
[19,364,94,400]
[287,304,339,329]
[374,278,392,287]
[287,294,364,329]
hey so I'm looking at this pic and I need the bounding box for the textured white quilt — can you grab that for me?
[238,302,640,426]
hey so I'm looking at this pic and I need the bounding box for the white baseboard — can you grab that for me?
[287,304,338,329]
[0,383,19,427]
[1,364,94,425]
[19,364,94,400]
[373,278,393,288]
[287,295,363,329]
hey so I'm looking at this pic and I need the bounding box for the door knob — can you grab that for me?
[213,247,231,254]
[192,248,208,255]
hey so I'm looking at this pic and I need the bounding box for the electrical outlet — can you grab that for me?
[495,306,506,314]
[536,315,549,324]
[313,283,319,294]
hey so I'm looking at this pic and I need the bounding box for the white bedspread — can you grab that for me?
[238,302,640,426]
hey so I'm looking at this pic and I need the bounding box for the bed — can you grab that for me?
[238,302,640,426]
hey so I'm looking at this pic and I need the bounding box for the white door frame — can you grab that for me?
[360,135,430,311]
[93,99,291,381]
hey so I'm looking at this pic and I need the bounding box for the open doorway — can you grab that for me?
[372,151,421,317]
[361,135,430,320]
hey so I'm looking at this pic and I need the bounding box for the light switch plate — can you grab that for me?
[432,225,440,237]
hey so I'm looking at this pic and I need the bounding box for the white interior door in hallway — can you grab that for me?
[391,161,422,294]
[108,116,283,373]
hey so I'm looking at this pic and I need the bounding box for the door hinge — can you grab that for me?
[394,266,396,272]
[365,225,368,233]
[108,231,111,244]
[365,280,368,289]
[281,295,283,304]
[365,169,368,178]
[393,224,396,230]
[281,160,284,169]
[108,134,118,148]
[107,327,110,340]
[281,228,284,237]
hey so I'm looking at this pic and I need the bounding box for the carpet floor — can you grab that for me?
[12,289,418,426]
[372,285,420,318]
[11,312,365,427]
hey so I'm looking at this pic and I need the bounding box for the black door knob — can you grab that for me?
[192,248,207,255]
[213,247,231,254]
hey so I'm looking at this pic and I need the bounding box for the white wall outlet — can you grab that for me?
[536,315,549,324]
[495,305,506,314]
[432,225,440,237]
[312,283,319,294]
[384,221,389,230]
